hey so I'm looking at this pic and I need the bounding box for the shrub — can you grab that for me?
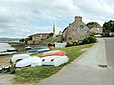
[102,32,110,37]
[48,43,55,46]
[66,41,78,47]
[82,36,97,44]
[9,67,16,74]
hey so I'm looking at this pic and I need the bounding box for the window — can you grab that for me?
[80,25,84,29]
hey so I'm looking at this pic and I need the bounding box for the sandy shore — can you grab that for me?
[0,55,12,66]
[0,42,26,66]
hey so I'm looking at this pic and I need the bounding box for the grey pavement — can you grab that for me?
[36,38,114,85]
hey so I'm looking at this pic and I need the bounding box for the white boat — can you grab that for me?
[11,54,31,63]
[16,56,41,67]
[42,56,69,66]
[0,67,2,71]
[7,48,18,52]
[25,46,31,50]
[31,58,42,67]
[0,51,16,56]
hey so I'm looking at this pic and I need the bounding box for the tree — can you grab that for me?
[19,38,28,44]
[87,22,101,29]
[49,33,54,37]
[103,20,114,32]
[28,35,32,40]
[24,38,28,44]
[19,38,25,42]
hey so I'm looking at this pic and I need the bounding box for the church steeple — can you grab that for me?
[53,24,55,37]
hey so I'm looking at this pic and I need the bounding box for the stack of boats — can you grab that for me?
[0,65,11,73]
[11,50,69,67]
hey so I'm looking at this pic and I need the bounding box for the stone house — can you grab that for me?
[28,33,50,44]
[87,22,103,34]
[62,16,90,42]
[90,27,103,34]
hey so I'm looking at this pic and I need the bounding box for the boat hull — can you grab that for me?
[42,50,66,57]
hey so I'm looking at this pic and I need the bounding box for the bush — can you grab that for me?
[48,43,55,46]
[9,67,16,74]
[102,32,110,37]
[66,41,78,47]
[82,36,97,44]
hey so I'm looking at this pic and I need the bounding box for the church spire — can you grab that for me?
[53,24,55,37]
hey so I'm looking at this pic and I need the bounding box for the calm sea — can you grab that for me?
[0,43,14,52]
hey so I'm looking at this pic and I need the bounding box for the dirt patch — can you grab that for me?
[0,73,15,85]
[0,55,12,66]
[79,48,89,52]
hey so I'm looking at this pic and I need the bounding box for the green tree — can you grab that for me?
[24,38,28,44]
[19,38,25,42]
[103,20,114,32]
[28,35,32,40]
[87,22,101,29]
[49,33,54,37]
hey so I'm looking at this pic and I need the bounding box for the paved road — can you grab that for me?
[105,38,114,67]
[36,38,114,85]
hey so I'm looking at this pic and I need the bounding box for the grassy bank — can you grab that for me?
[15,43,94,83]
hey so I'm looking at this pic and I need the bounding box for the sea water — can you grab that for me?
[0,43,14,52]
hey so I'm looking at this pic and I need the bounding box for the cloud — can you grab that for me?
[0,0,114,38]
[74,0,114,21]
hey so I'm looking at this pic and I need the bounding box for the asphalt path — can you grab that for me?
[105,38,114,67]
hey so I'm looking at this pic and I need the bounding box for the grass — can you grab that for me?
[15,43,95,83]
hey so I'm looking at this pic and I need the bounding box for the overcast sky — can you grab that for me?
[0,0,114,38]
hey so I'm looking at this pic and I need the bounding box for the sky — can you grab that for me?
[0,0,114,38]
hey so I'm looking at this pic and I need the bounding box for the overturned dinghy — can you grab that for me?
[42,50,66,57]
[31,58,42,67]
[25,46,31,50]
[11,54,31,63]
[28,49,39,53]
[16,56,41,67]
[37,48,50,53]
[7,48,18,52]
[42,56,69,66]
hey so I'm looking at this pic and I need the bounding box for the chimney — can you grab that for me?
[75,16,82,22]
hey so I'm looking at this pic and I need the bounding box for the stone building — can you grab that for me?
[90,27,103,34]
[27,25,56,44]
[87,22,103,34]
[62,16,90,42]
[28,33,50,44]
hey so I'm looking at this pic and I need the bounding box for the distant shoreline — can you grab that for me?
[0,41,19,43]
